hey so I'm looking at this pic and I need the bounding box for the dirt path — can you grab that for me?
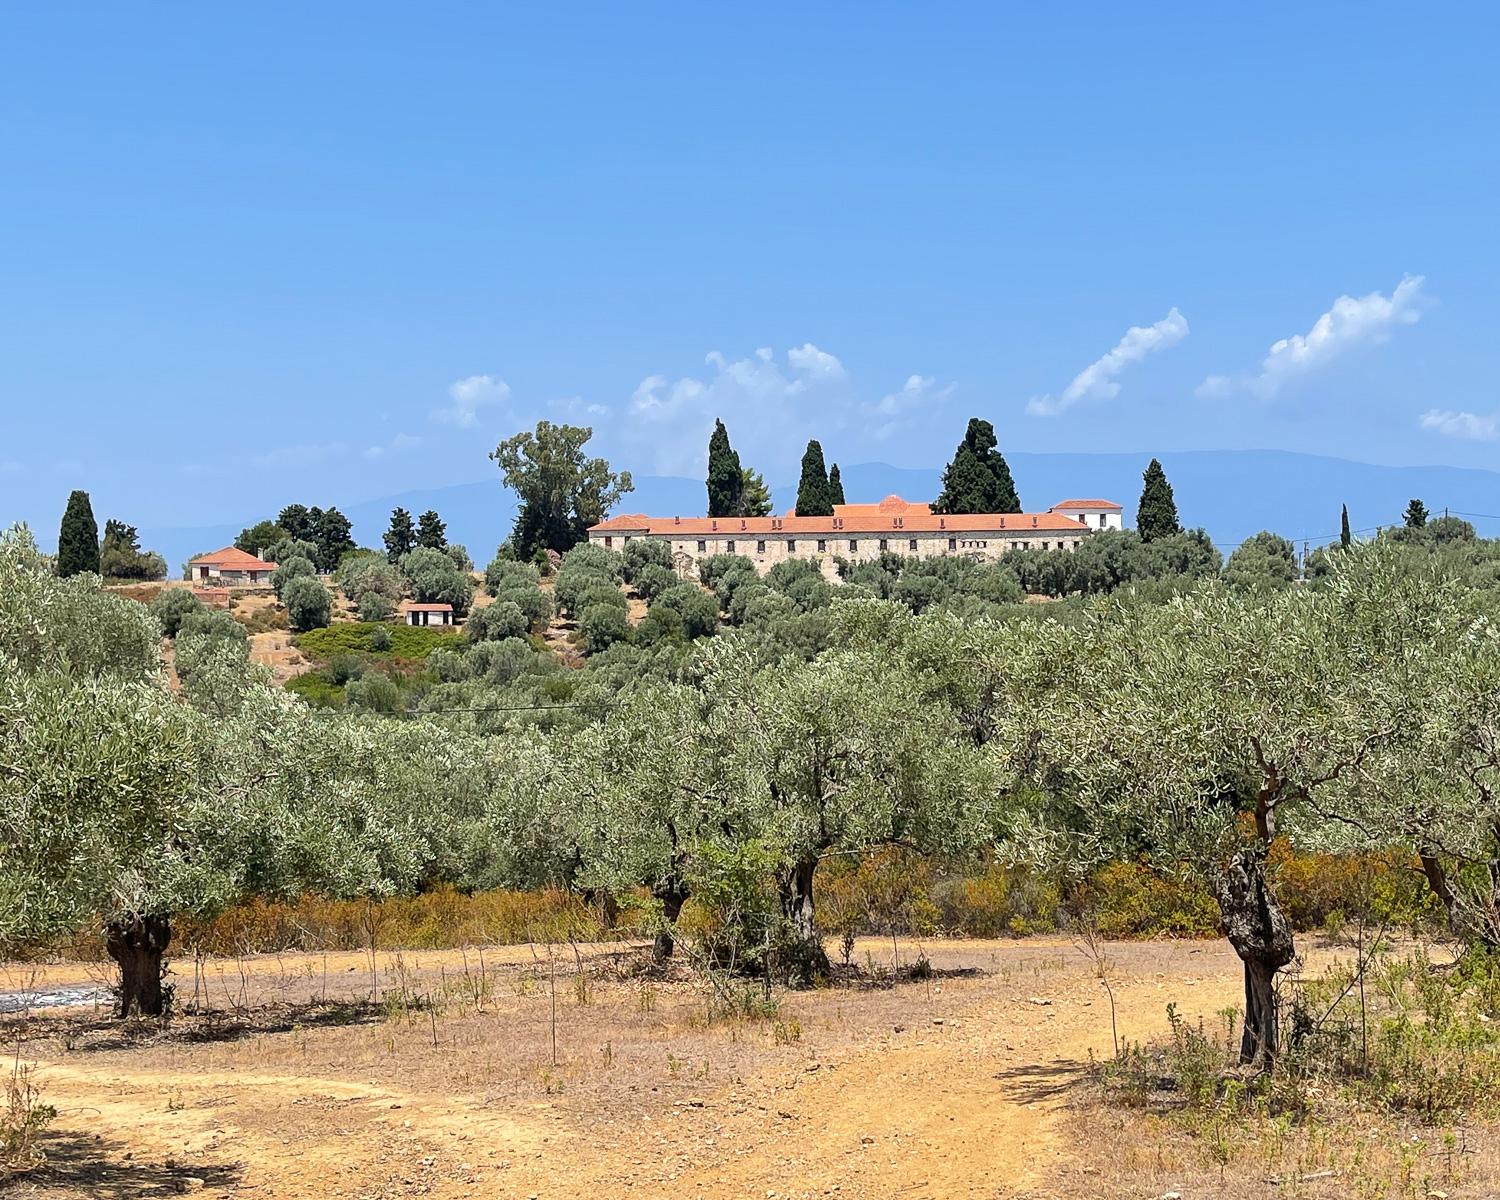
[5,939,1246,1199]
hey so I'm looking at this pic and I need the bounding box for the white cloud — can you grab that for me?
[1028,308,1189,417]
[1198,275,1428,399]
[787,343,847,380]
[363,433,422,460]
[433,374,511,426]
[1420,408,1499,442]
[624,348,852,476]
[869,375,955,438]
[252,442,344,469]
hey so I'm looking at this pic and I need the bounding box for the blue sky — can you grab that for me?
[2,3,1497,536]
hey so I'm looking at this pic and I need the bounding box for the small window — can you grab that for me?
[1099,514,1107,527]
[1023,542,1030,551]
[879,538,888,551]
[727,540,735,553]
[908,538,917,552]
[817,539,826,552]
[697,540,707,553]
[948,537,956,551]
[604,536,612,548]
[849,539,858,552]
[756,540,766,554]
[787,539,796,552]
[1041,542,1049,551]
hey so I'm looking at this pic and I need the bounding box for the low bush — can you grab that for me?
[294,623,465,660]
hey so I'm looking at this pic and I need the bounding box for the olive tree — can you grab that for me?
[1012,582,1413,1068]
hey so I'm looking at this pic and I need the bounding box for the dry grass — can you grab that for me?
[1,937,1495,1199]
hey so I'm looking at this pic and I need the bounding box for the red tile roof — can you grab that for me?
[591,509,1087,536]
[406,603,453,612]
[189,547,277,569]
[1051,499,1123,511]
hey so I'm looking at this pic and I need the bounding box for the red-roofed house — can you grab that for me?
[589,494,1119,575]
[187,547,277,586]
[405,603,454,627]
[1048,499,1124,531]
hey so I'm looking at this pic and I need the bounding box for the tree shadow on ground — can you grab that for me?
[12,1131,243,1198]
[0,999,381,1054]
[992,1058,1089,1103]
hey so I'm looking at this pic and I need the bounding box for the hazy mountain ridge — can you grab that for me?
[136,450,1500,574]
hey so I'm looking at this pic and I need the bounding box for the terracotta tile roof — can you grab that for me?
[591,510,1087,536]
[1051,499,1123,511]
[832,495,934,517]
[189,547,277,569]
[406,603,453,612]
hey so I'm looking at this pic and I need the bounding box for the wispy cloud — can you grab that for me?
[1028,308,1188,417]
[870,375,955,438]
[1198,275,1428,399]
[363,433,422,460]
[252,442,345,469]
[1420,408,1498,442]
[433,374,511,427]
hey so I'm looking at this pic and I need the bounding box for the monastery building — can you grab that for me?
[589,495,1122,573]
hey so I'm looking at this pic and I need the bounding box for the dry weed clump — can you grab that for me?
[1085,945,1500,1195]
[1,1059,55,1181]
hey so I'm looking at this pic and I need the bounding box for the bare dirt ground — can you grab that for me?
[2,938,1492,1200]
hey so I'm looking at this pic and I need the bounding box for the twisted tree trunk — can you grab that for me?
[650,876,689,963]
[106,912,172,1018]
[776,856,830,985]
[1209,850,1294,1068]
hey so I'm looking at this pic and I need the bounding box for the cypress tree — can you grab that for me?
[57,489,100,577]
[416,509,447,549]
[795,440,833,517]
[931,419,1020,514]
[828,463,846,507]
[1340,505,1352,549]
[384,508,417,562]
[706,419,743,518]
[1136,458,1181,543]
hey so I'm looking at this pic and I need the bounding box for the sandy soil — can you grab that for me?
[0,938,1239,1199]
[3,938,1491,1200]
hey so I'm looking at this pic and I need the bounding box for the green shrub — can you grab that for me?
[578,582,628,613]
[580,603,630,653]
[654,583,720,639]
[345,672,404,714]
[294,622,464,660]
[467,600,528,643]
[284,671,345,709]
[282,575,332,632]
[271,555,317,600]
[622,537,673,582]
[561,542,624,579]
[633,563,677,604]
[148,587,206,638]
[484,558,539,596]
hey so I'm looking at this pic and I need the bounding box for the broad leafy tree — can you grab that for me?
[235,520,284,556]
[492,421,633,557]
[739,467,774,517]
[313,507,356,571]
[931,419,1020,515]
[100,520,167,581]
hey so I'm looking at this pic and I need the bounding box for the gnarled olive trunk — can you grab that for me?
[106,912,172,1018]
[651,876,689,963]
[776,856,830,985]
[1208,850,1294,1068]
[1420,849,1500,949]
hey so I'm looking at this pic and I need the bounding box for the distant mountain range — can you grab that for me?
[138,450,1500,575]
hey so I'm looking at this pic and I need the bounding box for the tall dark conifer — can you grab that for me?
[416,510,447,549]
[384,508,417,562]
[706,419,743,518]
[57,490,100,577]
[828,463,846,507]
[931,419,1020,514]
[1136,459,1181,543]
[794,440,833,516]
[1340,505,1352,549]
